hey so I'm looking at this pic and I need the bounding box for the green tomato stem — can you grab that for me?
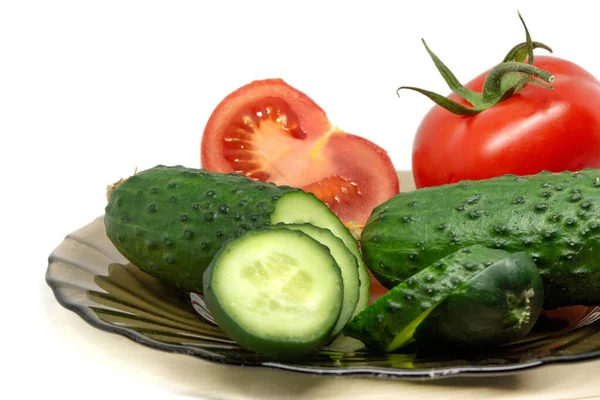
[482,62,554,103]
[503,41,553,63]
[420,39,481,106]
[397,11,555,116]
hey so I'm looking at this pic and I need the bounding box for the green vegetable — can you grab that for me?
[415,251,544,348]
[105,165,369,301]
[344,245,510,352]
[203,227,343,359]
[270,223,360,336]
[360,168,600,309]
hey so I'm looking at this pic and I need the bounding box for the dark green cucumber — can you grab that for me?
[203,227,343,359]
[344,245,510,352]
[360,168,600,309]
[270,223,360,336]
[415,252,544,348]
[105,165,368,298]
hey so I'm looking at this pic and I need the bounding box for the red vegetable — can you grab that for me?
[402,13,600,189]
[201,79,399,225]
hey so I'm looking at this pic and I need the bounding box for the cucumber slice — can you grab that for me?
[344,245,511,352]
[414,251,544,348]
[270,191,370,316]
[203,227,343,359]
[271,223,360,337]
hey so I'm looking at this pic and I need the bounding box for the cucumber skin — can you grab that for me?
[344,245,510,353]
[414,252,544,348]
[361,169,600,309]
[203,228,343,359]
[105,165,297,294]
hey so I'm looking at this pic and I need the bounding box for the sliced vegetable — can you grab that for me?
[415,252,544,348]
[200,78,399,225]
[344,245,510,352]
[203,227,343,359]
[270,191,371,316]
[270,223,360,336]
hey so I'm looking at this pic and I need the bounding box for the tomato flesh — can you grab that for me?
[303,176,361,209]
[202,79,399,225]
[222,98,308,181]
[222,100,331,186]
[315,133,399,224]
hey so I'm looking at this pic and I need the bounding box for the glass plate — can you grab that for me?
[45,172,600,380]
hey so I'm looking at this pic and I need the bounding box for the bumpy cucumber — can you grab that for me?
[105,165,367,298]
[270,223,360,336]
[203,227,343,359]
[360,169,600,309]
[344,245,510,352]
[415,252,544,348]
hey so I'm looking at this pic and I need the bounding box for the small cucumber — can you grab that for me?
[105,165,368,299]
[414,251,544,348]
[203,227,343,359]
[270,223,360,337]
[344,245,510,352]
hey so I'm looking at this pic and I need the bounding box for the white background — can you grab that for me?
[3,1,600,399]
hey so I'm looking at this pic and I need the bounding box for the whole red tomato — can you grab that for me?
[407,16,600,189]
[412,56,600,188]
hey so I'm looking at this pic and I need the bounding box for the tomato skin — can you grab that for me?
[412,56,600,188]
[201,79,399,225]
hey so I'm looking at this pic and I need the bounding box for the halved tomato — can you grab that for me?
[201,79,399,225]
